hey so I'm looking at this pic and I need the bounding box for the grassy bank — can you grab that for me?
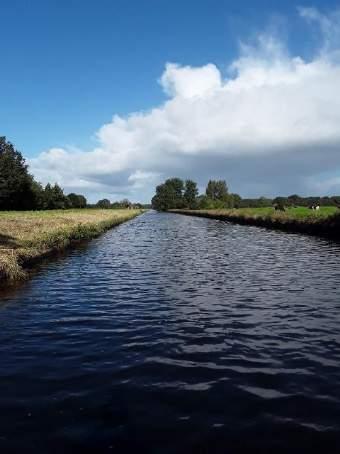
[171,207,340,239]
[0,209,143,282]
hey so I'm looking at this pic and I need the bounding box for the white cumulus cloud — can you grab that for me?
[30,7,340,202]
[160,63,222,98]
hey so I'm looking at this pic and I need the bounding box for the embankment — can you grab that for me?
[170,209,340,240]
[0,209,143,283]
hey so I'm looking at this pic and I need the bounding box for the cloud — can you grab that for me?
[30,7,340,202]
[160,63,222,98]
[298,6,340,53]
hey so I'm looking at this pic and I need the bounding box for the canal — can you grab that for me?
[1,211,340,453]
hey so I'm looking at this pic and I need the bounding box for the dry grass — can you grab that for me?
[0,209,143,282]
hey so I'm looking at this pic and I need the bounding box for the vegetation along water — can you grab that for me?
[152,177,340,239]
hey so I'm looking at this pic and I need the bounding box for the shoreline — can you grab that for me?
[170,209,340,240]
[0,209,143,284]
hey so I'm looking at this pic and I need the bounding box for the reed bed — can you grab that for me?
[0,209,143,282]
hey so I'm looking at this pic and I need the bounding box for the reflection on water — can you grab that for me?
[0,211,340,453]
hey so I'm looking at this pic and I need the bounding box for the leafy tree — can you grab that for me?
[119,199,132,209]
[96,198,111,209]
[197,195,226,209]
[166,178,184,206]
[43,183,53,209]
[230,193,242,208]
[205,180,229,201]
[53,184,68,209]
[31,181,46,209]
[273,196,287,210]
[0,137,90,211]
[330,196,340,207]
[257,196,272,207]
[239,197,273,208]
[0,137,36,210]
[151,184,172,211]
[287,194,301,207]
[152,178,184,211]
[79,195,87,208]
[184,179,198,209]
[67,193,87,208]
[43,183,69,209]
[273,197,288,206]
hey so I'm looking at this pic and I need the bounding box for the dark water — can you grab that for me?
[1,211,340,453]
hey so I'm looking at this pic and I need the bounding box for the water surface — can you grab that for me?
[1,211,340,453]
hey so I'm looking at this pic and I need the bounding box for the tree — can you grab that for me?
[43,183,69,209]
[67,193,87,208]
[119,199,132,209]
[97,198,111,209]
[287,194,301,207]
[202,179,233,208]
[273,197,287,210]
[166,178,184,207]
[205,180,229,201]
[0,137,36,210]
[184,179,198,209]
[152,178,184,211]
[230,193,242,208]
[257,196,272,207]
[52,184,68,209]
[197,194,226,209]
[31,181,46,210]
[152,184,172,211]
[331,196,340,207]
[239,197,273,208]
[43,183,53,209]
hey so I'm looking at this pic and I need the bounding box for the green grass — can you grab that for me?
[0,209,143,282]
[217,206,338,220]
[171,206,340,238]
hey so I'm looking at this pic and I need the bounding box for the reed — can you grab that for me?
[0,209,143,282]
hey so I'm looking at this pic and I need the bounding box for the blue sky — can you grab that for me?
[2,0,340,201]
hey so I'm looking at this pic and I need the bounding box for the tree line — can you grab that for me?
[0,136,88,210]
[152,178,240,210]
[90,199,144,209]
[239,195,340,208]
[0,137,145,211]
[152,177,340,211]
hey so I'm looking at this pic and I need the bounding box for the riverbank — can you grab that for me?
[0,209,143,283]
[170,207,340,239]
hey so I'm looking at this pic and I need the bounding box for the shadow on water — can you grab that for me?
[0,211,340,453]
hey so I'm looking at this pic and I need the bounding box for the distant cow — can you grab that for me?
[309,205,320,211]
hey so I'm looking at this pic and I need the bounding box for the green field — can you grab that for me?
[0,209,143,282]
[220,206,338,219]
[171,206,340,238]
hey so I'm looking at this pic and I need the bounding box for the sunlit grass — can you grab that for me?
[207,206,338,220]
[171,206,340,238]
[0,209,143,282]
